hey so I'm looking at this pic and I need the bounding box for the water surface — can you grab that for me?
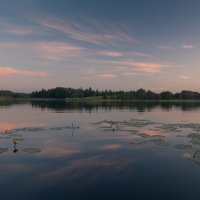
[1,100,200,200]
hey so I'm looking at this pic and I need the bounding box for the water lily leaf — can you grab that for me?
[23,148,41,153]
[0,148,9,154]
[175,144,193,149]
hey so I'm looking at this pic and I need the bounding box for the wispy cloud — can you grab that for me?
[122,72,136,76]
[80,59,167,82]
[126,52,152,57]
[30,14,136,46]
[107,60,166,73]
[100,51,123,57]
[0,20,39,36]
[98,51,151,58]
[99,73,117,78]
[181,44,194,49]
[179,75,191,80]
[35,42,83,60]
[0,41,83,61]
[0,67,48,77]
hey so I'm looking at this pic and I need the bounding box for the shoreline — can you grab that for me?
[2,97,200,103]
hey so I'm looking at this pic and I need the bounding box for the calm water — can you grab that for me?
[1,100,200,200]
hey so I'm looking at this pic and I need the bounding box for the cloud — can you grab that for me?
[100,51,123,57]
[122,72,136,76]
[0,41,83,61]
[3,26,36,36]
[107,60,166,73]
[35,42,83,60]
[0,67,48,77]
[99,73,117,78]
[0,20,39,36]
[127,52,152,57]
[81,59,167,82]
[179,75,191,80]
[181,44,194,49]
[30,14,136,46]
[43,21,135,46]
[99,50,151,58]
[36,42,82,54]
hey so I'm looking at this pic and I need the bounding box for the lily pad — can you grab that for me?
[13,127,45,132]
[188,133,200,140]
[23,148,41,153]
[194,150,200,160]
[158,124,181,132]
[149,138,170,146]
[50,127,64,131]
[186,150,200,164]
[137,133,165,139]
[0,148,9,154]
[130,140,147,145]
[175,144,193,149]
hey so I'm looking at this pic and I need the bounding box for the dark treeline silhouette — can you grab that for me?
[30,87,200,100]
[0,90,29,98]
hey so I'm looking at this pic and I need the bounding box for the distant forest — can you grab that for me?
[30,87,200,100]
[0,90,29,98]
[1,87,200,100]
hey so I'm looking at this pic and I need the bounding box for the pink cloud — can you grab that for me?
[36,42,82,54]
[43,22,132,45]
[108,60,166,73]
[35,42,83,60]
[4,27,36,36]
[100,51,123,57]
[0,41,83,61]
[0,67,48,77]
[179,75,191,80]
[99,73,117,78]
[123,72,136,76]
[127,51,152,57]
[0,21,38,36]
[32,15,136,46]
[181,44,194,49]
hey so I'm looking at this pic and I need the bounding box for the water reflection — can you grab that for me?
[31,100,200,112]
[1,99,200,111]
[0,122,45,132]
[0,123,81,156]
[94,118,200,166]
[1,101,200,199]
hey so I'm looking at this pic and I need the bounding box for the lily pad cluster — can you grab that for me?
[0,124,80,155]
[93,119,200,165]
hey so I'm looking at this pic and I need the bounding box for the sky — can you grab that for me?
[0,0,200,92]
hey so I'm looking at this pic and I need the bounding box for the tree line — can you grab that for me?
[30,87,200,100]
[0,90,29,98]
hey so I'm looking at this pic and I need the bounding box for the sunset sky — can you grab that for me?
[0,0,200,92]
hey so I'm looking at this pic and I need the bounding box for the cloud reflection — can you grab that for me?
[0,122,45,131]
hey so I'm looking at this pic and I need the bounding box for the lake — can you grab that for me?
[1,100,200,200]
